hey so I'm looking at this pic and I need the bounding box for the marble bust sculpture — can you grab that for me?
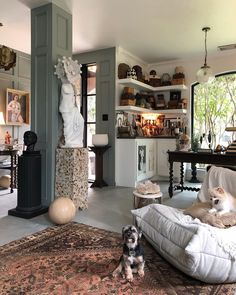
[54,56,84,148]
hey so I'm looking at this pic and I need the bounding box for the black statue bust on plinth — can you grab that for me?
[24,130,38,152]
[8,131,48,219]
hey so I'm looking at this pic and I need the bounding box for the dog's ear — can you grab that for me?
[138,228,142,239]
[208,188,212,198]
[216,187,224,194]
[122,226,126,240]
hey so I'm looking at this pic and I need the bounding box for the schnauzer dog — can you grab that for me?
[113,225,145,282]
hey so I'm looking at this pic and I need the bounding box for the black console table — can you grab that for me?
[168,151,236,198]
[88,145,111,188]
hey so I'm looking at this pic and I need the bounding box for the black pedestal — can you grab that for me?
[189,163,200,183]
[88,145,111,188]
[8,150,48,218]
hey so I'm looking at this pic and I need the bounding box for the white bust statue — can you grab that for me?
[54,56,84,148]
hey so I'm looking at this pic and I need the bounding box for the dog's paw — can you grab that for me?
[208,208,216,214]
[112,269,120,278]
[218,210,227,216]
[126,274,133,282]
[138,269,144,278]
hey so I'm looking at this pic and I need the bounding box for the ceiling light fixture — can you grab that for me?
[196,27,214,84]
[218,44,236,51]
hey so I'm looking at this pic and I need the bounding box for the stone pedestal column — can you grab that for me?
[55,148,88,209]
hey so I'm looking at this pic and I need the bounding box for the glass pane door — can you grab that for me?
[82,64,96,181]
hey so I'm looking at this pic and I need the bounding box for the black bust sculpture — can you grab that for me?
[24,131,37,152]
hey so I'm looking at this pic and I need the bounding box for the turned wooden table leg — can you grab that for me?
[168,161,174,198]
[180,162,184,191]
[10,154,14,193]
[190,162,200,183]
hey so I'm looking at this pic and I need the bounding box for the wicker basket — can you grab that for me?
[149,78,161,87]
[172,78,185,85]
[124,87,134,94]
[120,99,136,106]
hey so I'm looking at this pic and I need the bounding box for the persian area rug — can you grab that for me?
[0,223,235,295]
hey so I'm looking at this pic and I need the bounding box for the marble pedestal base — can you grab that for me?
[55,148,88,209]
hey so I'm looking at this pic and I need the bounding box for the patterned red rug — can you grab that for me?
[0,222,235,295]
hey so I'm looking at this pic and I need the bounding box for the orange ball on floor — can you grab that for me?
[49,197,76,225]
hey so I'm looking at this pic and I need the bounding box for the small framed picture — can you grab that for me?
[138,145,146,174]
[6,88,30,125]
[170,91,181,101]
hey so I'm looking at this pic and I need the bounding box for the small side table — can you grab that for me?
[88,145,111,188]
[0,149,18,193]
[133,190,163,209]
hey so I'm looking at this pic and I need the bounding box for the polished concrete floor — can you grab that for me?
[0,181,200,246]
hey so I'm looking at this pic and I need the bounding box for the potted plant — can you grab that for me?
[191,134,200,152]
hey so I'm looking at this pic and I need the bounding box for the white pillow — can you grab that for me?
[132,204,236,283]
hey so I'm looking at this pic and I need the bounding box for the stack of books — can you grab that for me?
[197,148,213,154]
[226,141,236,154]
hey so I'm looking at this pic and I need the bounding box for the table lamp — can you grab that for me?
[0,112,5,125]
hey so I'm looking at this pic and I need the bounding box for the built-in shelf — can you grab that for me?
[118,78,187,92]
[116,105,187,114]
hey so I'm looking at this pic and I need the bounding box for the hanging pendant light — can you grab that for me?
[196,27,214,84]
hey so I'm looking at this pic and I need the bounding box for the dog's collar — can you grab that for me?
[129,249,136,256]
[124,244,140,257]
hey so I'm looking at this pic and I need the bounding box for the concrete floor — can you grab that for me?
[0,181,200,246]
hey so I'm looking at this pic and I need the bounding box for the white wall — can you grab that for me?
[116,47,148,106]
[148,50,236,86]
[116,46,148,73]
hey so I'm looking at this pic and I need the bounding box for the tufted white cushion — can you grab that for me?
[132,204,236,283]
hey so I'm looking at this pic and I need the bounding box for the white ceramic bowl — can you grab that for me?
[92,134,108,146]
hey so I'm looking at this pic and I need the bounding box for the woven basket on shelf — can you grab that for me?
[120,99,136,106]
[172,78,185,85]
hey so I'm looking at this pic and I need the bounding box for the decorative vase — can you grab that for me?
[92,134,108,146]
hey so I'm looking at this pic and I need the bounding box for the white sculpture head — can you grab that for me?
[54,56,81,85]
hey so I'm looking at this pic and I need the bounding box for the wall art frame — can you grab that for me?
[6,88,30,125]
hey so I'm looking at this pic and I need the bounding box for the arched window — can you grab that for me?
[191,71,236,149]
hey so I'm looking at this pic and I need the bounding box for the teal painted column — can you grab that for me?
[31,3,72,205]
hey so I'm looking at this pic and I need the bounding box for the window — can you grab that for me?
[81,64,96,181]
[192,72,236,149]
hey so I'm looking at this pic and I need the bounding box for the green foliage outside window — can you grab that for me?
[193,73,236,148]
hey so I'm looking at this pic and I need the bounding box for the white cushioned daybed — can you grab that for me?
[132,166,236,283]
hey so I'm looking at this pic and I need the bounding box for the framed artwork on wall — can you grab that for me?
[137,145,146,175]
[6,88,30,125]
